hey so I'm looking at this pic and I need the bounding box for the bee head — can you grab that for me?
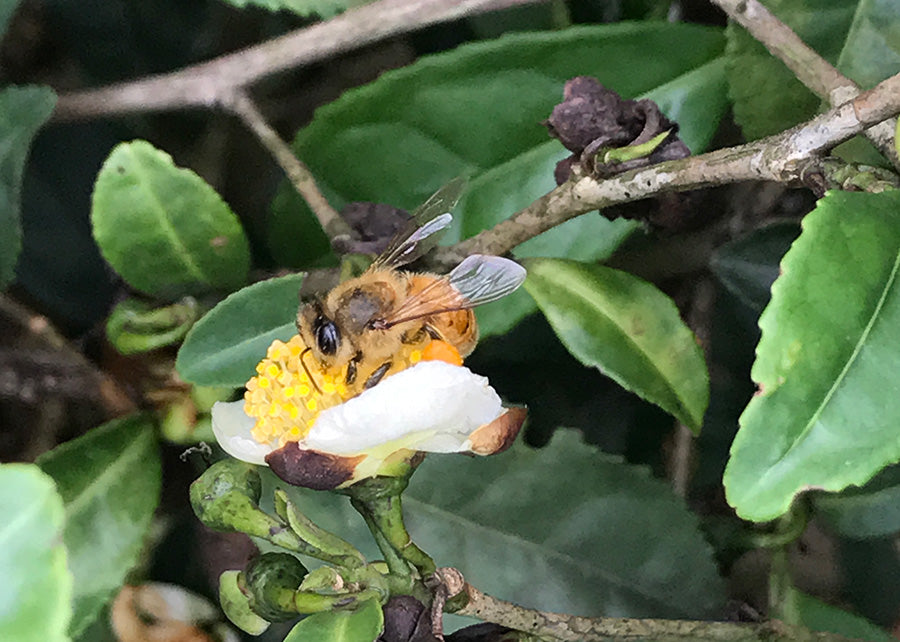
[297,300,351,367]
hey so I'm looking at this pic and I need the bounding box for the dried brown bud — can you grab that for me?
[545,76,690,182]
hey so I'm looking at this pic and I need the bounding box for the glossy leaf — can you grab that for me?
[220,0,367,18]
[413,429,724,618]
[37,415,162,637]
[0,464,71,642]
[176,273,305,387]
[711,222,802,312]
[786,588,894,642]
[813,465,900,538]
[271,23,728,272]
[524,258,709,432]
[284,598,382,642]
[837,0,900,92]
[726,0,900,140]
[275,430,726,620]
[725,190,900,521]
[91,140,250,298]
[0,85,56,289]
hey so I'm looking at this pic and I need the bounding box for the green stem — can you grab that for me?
[294,588,383,614]
[768,506,805,622]
[355,500,411,576]
[353,494,436,576]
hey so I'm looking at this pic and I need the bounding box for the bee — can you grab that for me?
[297,179,526,393]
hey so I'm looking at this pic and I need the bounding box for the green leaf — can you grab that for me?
[0,464,72,642]
[726,0,900,140]
[91,140,250,299]
[37,415,162,637]
[271,23,728,269]
[836,0,900,91]
[106,296,202,354]
[218,0,369,18]
[0,85,57,289]
[786,588,895,642]
[710,222,802,312]
[725,190,900,522]
[814,465,900,538]
[284,598,383,642]
[408,430,725,618]
[176,273,305,387]
[0,0,20,40]
[523,258,709,432]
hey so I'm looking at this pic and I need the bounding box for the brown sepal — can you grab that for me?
[467,407,527,455]
[266,443,366,490]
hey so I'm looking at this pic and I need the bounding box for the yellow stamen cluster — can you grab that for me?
[243,335,463,448]
[244,335,350,447]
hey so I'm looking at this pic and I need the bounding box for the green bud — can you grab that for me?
[219,570,270,635]
[244,553,308,621]
[299,566,345,593]
[106,296,200,355]
[190,459,265,533]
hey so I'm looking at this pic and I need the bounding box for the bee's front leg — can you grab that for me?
[363,361,393,389]
[346,352,362,385]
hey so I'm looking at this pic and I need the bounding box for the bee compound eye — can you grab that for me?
[314,316,341,355]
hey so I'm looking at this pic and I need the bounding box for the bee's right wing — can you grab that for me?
[446,255,527,306]
[382,255,526,327]
[371,177,466,269]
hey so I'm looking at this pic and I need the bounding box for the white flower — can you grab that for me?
[212,360,525,490]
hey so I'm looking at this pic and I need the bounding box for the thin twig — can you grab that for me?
[711,0,899,168]
[222,90,353,241]
[438,71,900,263]
[453,582,858,642]
[51,0,543,121]
[670,277,716,497]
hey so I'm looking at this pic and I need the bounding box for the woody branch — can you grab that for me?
[437,71,900,264]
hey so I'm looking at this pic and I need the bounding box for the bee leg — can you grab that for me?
[423,324,442,340]
[401,325,440,344]
[364,361,392,390]
[346,353,361,386]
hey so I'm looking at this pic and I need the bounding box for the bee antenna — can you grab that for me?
[299,347,323,394]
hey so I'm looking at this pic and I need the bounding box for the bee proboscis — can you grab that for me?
[296,180,526,393]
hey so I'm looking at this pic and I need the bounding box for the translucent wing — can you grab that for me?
[446,255,527,306]
[371,177,466,269]
[382,255,526,326]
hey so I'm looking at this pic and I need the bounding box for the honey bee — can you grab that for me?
[297,179,526,392]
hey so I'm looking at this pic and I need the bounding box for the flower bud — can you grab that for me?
[219,570,270,635]
[243,553,309,621]
[189,459,266,534]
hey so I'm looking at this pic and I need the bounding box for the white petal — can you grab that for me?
[306,361,504,455]
[210,400,272,465]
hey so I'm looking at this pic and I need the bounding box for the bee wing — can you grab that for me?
[383,255,526,326]
[446,255,527,306]
[372,177,466,269]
